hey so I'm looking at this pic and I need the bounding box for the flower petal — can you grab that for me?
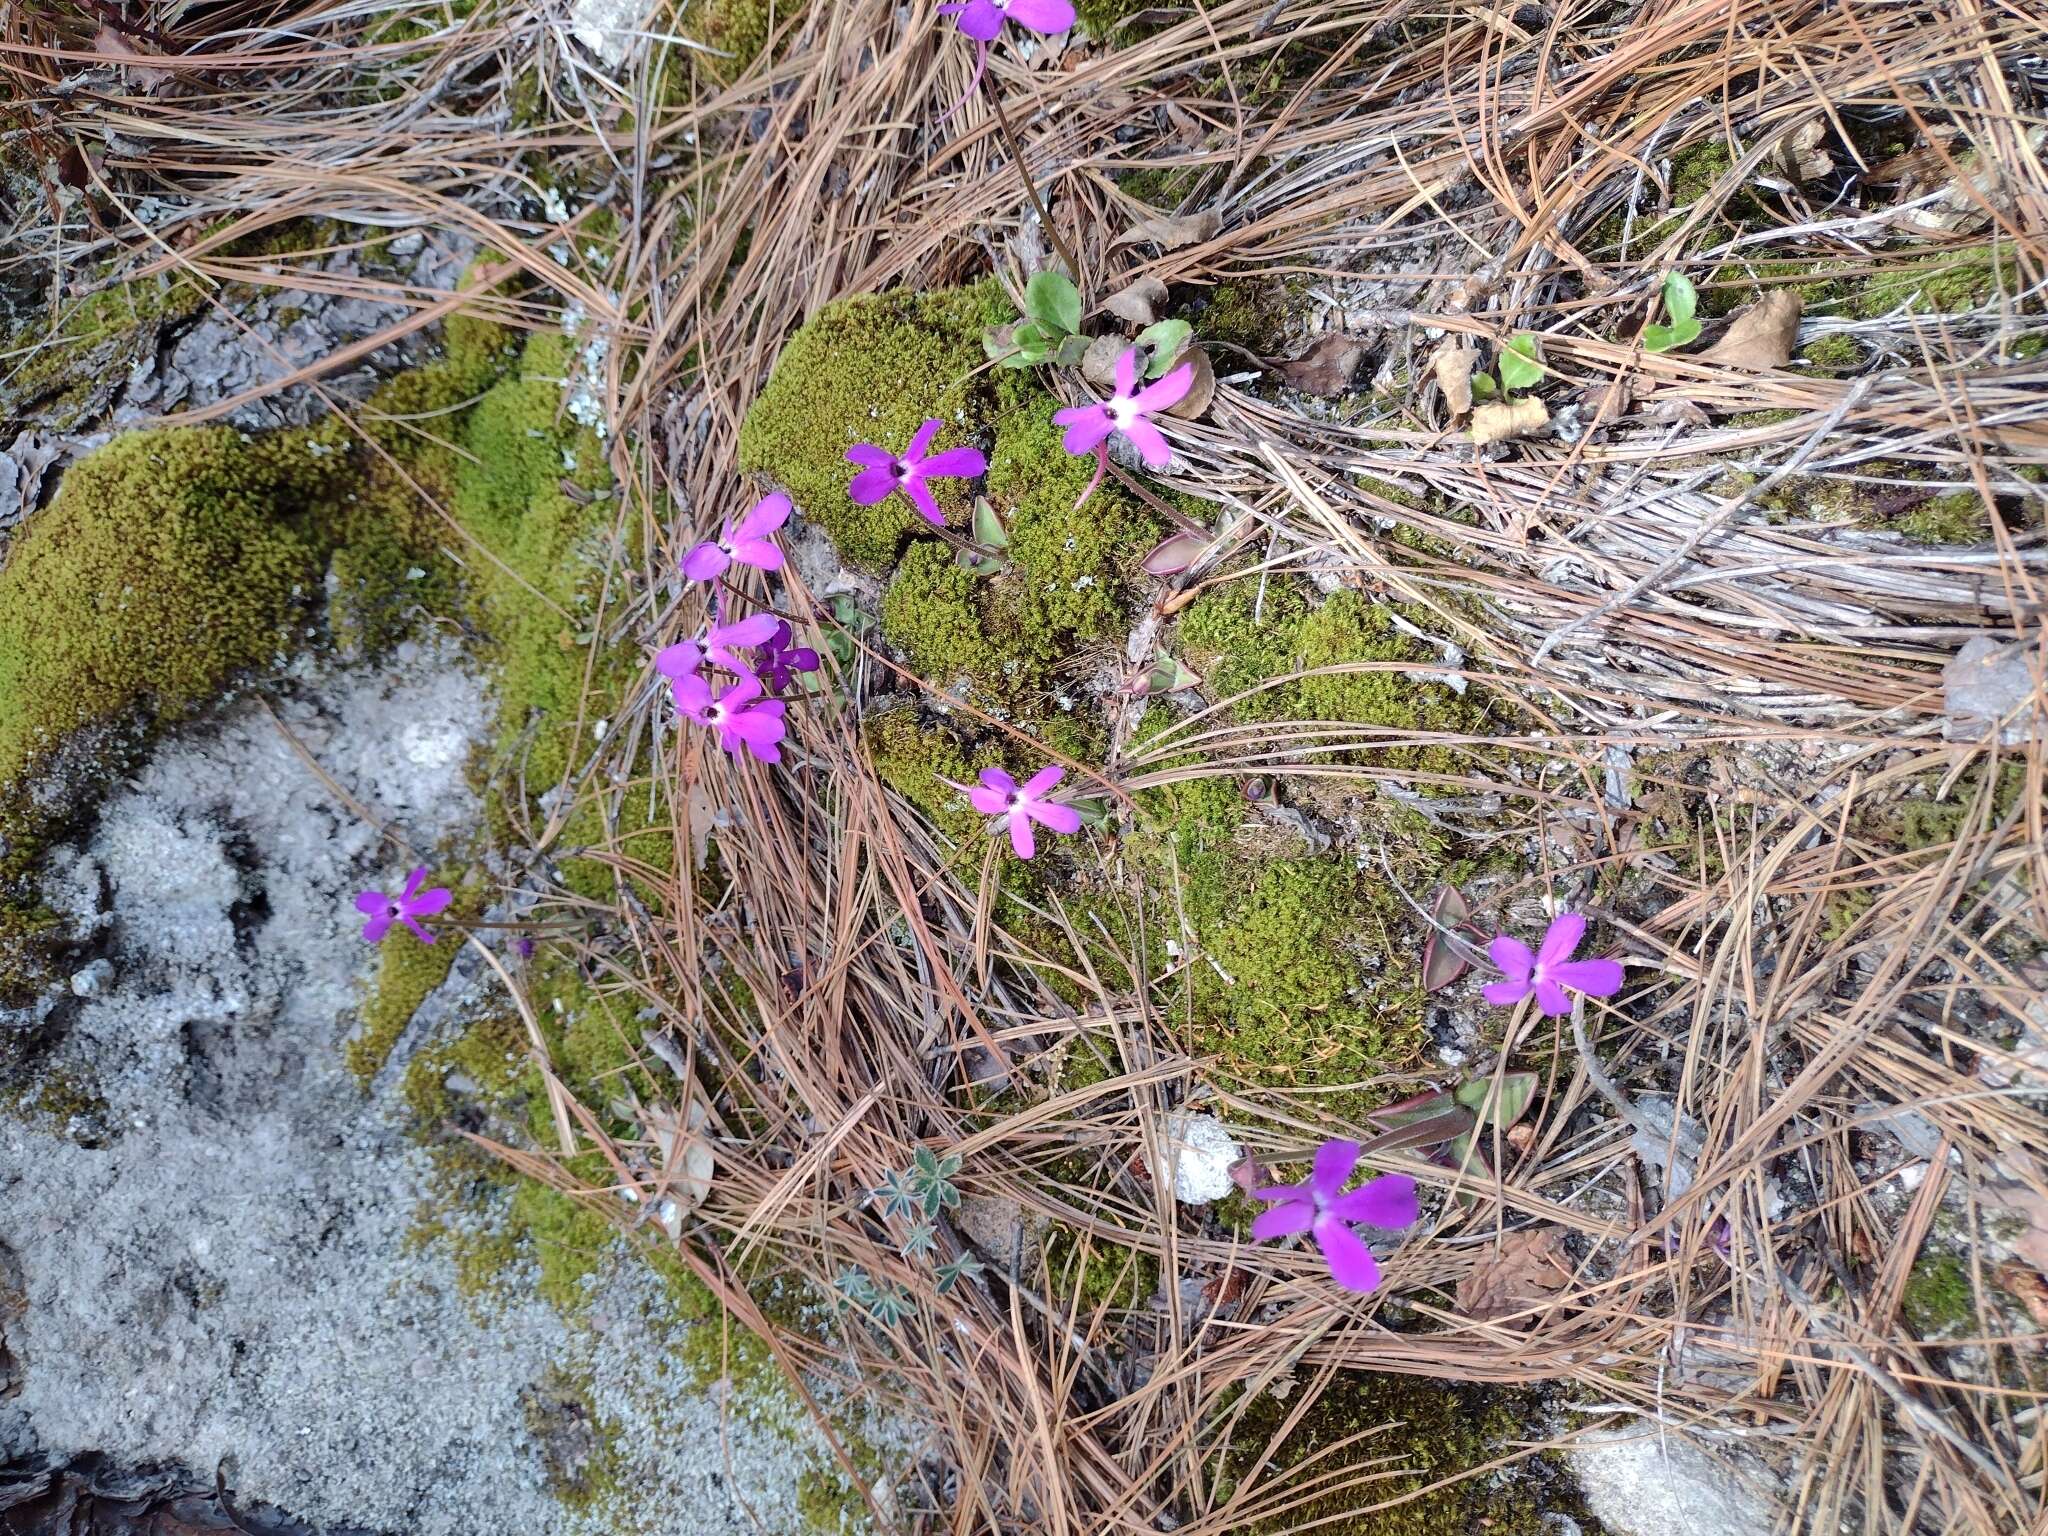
[1310,1138,1361,1202]
[360,911,393,943]
[951,0,1004,40]
[1134,359,1195,413]
[1533,978,1572,1017]
[355,890,390,917]
[902,478,945,526]
[1008,816,1035,859]
[1315,1220,1383,1293]
[907,418,943,462]
[1487,934,1535,982]
[979,766,1017,795]
[733,492,790,542]
[919,446,987,480]
[655,642,702,679]
[400,915,438,945]
[969,786,1010,815]
[1021,763,1064,797]
[715,612,783,648]
[1550,957,1624,997]
[721,674,764,709]
[1028,800,1080,835]
[680,543,730,581]
[1122,416,1172,468]
[730,537,785,572]
[1481,978,1534,1007]
[845,443,894,469]
[1536,911,1586,968]
[1325,1173,1418,1230]
[407,886,453,919]
[673,673,714,713]
[402,867,428,900]
[1113,346,1139,397]
[847,465,897,505]
[1005,0,1076,31]
[1057,407,1115,456]
[1250,1200,1314,1241]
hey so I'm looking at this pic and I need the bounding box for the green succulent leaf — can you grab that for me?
[1052,334,1092,367]
[1469,371,1499,401]
[1135,318,1192,377]
[1496,334,1544,393]
[1662,270,1698,327]
[1454,1070,1538,1130]
[1023,271,1082,337]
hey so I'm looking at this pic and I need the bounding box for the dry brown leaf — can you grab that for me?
[1581,372,1635,430]
[1769,119,1833,183]
[1432,342,1479,416]
[640,1095,715,1234]
[1456,1226,1571,1323]
[1468,396,1548,445]
[1103,276,1169,328]
[1080,333,1125,389]
[1700,290,1801,370]
[1278,333,1371,396]
[1995,1261,2048,1332]
[92,26,175,91]
[1164,347,1215,419]
[1114,208,1220,251]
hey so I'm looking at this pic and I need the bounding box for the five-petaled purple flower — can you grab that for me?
[1053,346,1193,507]
[936,0,1076,120]
[1483,911,1623,1017]
[1250,1140,1418,1294]
[656,611,782,679]
[753,620,820,695]
[355,867,453,945]
[682,493,790,582]
[673,671,787,763]
[846,419,986,528]
[941,763,1081,859]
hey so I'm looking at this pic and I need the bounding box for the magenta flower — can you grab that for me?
[656,611,782,679]
[1250,1140,1418,1294]
[1052,346,1194,506]
[753,620,820,695]
[845,419,986,528]
[673,671,787,763]
[1483,911,1624,1016]
[936,0,1076,119]
[681,493,789,582]
[940,763,1081,859]
[354,867,453,945]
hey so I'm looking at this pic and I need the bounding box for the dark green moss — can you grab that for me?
[1213,1372,1597,1535]
[346,924,463,1083]
[693,0,811,84]
[1902,1251,1974,1336]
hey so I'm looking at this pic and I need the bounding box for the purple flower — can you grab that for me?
[1483,911,1624,1017]
[1250,1140,1418,1294]
[682,493,789,582]
[656,611,782,679]
[935,0,1076,119]
[846,419,986,528]
[753,620,820,695]
[673,670,787,763]
[354,867,453,945]
[941,763,1080,859]
[1052,346,1193,506]
[940,0,1075,42]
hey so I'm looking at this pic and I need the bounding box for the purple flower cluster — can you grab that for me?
[668,492,820,763]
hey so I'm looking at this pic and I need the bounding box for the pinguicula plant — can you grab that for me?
[671,671,788,764]
[1055,345,1194,507]
[1467,333,1544,401]
[354,867,452,945]
[937,0,1077,117]
[941,764,1081,859]
[681,492,790,581]
[988,270,1088,369]
[1484,911,1623,1016]
[1250,1139,1418,1293]
[846,418,987,527]
[1641,272,1702,353]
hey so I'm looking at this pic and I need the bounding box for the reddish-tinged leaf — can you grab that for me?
[1141,529,1208,576]
[1367,1087,1452,1127]
[1422,885,1474,992]
[1455,1071,1538,1129]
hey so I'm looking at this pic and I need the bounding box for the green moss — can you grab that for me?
[740,283,1011,569]
[1800,332,1863,375]
[1902,1251,1975,1337]
[1850,249,2016,318]
[1045,1224,1159,1313]
[0,428,331,826]
[864,708,990,842]
[2,274,208,429]
[693,0,811,84]
[1075,0,1163,37]
[1196,281,1289,355]
[346,926,463,1083]
[1174,581,1492,772]
[0,902,60,1009]
[1213,1372,1593,1534]
[1894,490,1985,545]
[1670,138,1734,205]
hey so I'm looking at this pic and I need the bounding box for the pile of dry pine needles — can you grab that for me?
[6,0,2046,1531]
